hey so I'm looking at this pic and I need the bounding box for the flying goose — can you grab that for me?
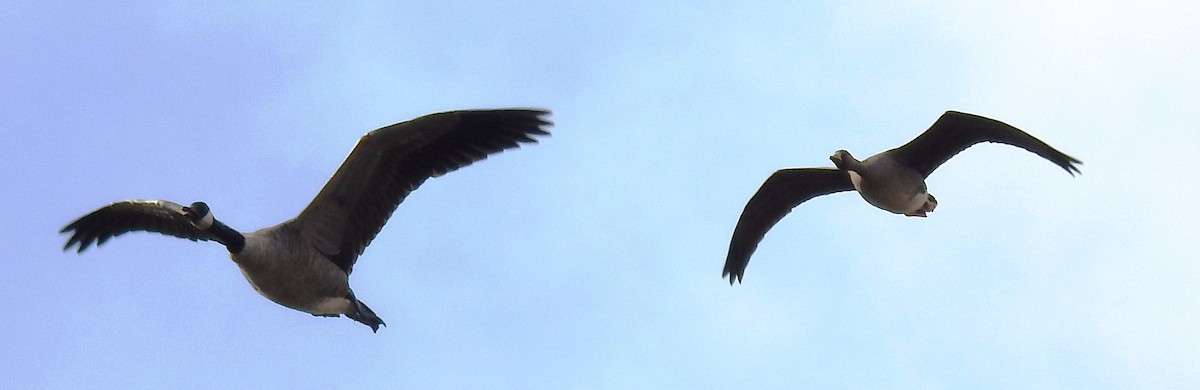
[723,111,1080,284]
[61,109,552,332]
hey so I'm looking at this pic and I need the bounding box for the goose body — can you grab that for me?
[723,111,1080,284]
[235,224,354,317]
[62,109,552,331]
[840,152,934,216]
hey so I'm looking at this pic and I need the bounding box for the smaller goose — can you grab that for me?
[62,109,551,331]
[723,111,1080,284]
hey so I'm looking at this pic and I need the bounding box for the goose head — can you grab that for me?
[181,201,215,230]
[829,149,862,172]
[182,201,245,252]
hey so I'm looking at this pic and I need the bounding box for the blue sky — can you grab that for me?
[4,1,1198,388]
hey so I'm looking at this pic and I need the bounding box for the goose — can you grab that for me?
[61,108,552,332]
[723,110,1080,284]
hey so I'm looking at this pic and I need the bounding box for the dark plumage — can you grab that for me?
[723,111,1080,284]
[62,109,552,331]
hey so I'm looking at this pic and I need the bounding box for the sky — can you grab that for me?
[3,1,1199,388]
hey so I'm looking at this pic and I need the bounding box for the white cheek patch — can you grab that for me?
[195,212,214,229]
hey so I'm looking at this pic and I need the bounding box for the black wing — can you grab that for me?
[887,111,1081,178]
[724,168,854,284]
[61,200,217,253]
[289,109,552,274]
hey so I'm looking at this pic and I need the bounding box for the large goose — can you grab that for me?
[723,111,1080,284]
[62,109,552,332]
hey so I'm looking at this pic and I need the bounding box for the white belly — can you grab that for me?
[309,297,354,315]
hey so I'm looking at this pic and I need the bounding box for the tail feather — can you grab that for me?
[345,299,386,333]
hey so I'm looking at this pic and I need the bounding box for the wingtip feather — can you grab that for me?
[722,269,743,285]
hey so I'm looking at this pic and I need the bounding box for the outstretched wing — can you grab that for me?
[724,168,853,284]
[887,111,1082,178]
[289,109,552,274]
[61,200,216,253]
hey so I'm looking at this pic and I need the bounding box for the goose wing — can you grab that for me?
[61,200,217,253]
[887,111,1081,178]
[290,109,552,274]
[724,167,853,284]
